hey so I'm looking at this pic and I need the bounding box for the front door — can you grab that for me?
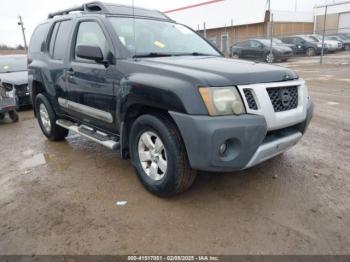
[65,20,117,132]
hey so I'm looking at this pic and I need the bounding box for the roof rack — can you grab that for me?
[48,1,107,19]
[47,1,171,21]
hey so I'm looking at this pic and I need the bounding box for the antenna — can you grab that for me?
[132,0,136,58]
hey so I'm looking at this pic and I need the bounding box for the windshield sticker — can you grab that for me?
[154,41,165,49]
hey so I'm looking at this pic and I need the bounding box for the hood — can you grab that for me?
[273,45,293,52]
[0,71,28,86]
[128,56,298,86]
[325,40,339,46]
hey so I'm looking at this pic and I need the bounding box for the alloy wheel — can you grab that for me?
[138,131,167,181]
[39,103,51,133]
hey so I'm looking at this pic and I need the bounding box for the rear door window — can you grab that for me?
[48,22,60,57]
[51,20,73,60]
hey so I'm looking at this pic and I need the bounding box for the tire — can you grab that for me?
[232,53,240,59]
[8,111,19,122]
[35,93,68,141]
[129,113,197,197]
[0,113,5,121]
[265,53,275,63]
[306,47,316,57]
[281,58,288,62]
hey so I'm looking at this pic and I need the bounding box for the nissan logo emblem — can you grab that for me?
[280,89,292,107]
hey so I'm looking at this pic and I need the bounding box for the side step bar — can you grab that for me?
[56,119,120,150]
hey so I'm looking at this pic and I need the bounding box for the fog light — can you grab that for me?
[219,143,227,155]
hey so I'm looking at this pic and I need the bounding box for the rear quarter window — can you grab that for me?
[29,23,50,53]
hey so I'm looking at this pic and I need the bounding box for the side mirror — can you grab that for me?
[76,45,104,62]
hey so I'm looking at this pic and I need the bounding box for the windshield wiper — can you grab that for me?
[174,52,220,57]
[133,52,174,58]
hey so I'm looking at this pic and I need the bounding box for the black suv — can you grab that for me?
[28,2,313,197]
[280,35,327,56]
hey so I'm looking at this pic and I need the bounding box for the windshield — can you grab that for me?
[0,56,27,73]
[108,17,221,57]
[272,38,283,44]
[301,36,317,42]
[258,39,277,47]
[309,36,320,42]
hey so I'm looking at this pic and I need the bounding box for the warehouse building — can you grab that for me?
[314,1,350,34]
[165,0,314,56]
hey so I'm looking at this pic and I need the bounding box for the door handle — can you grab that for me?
[66,68,75,80]
[66,68,75,75]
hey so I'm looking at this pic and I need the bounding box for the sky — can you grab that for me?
[0,0,344,47]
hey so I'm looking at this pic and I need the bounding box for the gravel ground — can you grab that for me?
[0,52,349,255]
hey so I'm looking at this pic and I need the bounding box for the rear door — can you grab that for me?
[65,18,117,132]
[46,19,73,109]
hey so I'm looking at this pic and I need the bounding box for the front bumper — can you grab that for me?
[170,101,313,172]
[275,52,293,59]
[17,95,32,107]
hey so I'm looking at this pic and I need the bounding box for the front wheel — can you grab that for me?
[306,47,316,56]
[265,53,275,63]
[9,111,19,122]
[35,94,68,141]
[129,113,197,197]
[232,53,240,59]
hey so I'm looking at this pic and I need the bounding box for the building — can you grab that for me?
[165,0,314,55]
[314,1,350,34]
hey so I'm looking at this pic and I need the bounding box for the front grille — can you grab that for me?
[267,86,298,112]
[15,84,28,97]
[243,89,258,110]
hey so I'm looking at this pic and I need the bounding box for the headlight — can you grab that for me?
[6,89,16,98]
[199,87,246,116]
[317,43,322,47]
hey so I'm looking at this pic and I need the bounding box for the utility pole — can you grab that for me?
[320,4,328,64]
[269,13,274,63]
[18,15,28,51]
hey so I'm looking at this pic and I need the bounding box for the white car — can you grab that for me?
[307,34,342,52]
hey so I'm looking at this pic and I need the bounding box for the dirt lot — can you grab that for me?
[0,52,349,255]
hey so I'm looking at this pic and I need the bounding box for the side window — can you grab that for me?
[282,38,291,44]
[249,41,260,48]
[51,20,73,60]
[74,21,107,61]
[48,22,60,57]
[28,23,50,53]
[293,38,301,45]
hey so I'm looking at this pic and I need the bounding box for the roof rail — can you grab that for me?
[48,1,107,19]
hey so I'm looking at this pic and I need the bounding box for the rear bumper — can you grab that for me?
[170,101,313,172]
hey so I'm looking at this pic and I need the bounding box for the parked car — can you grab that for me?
[28,2,313,197]
[280,35,327,56]
[327,34,350,51]
[0,55,30,107]
[231,39,293,62]
[306,34,342,52]
[271,38,297,54]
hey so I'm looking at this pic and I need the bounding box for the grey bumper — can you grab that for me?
[169,102,313,172]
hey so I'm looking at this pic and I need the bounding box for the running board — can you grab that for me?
[56,119,120,150]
